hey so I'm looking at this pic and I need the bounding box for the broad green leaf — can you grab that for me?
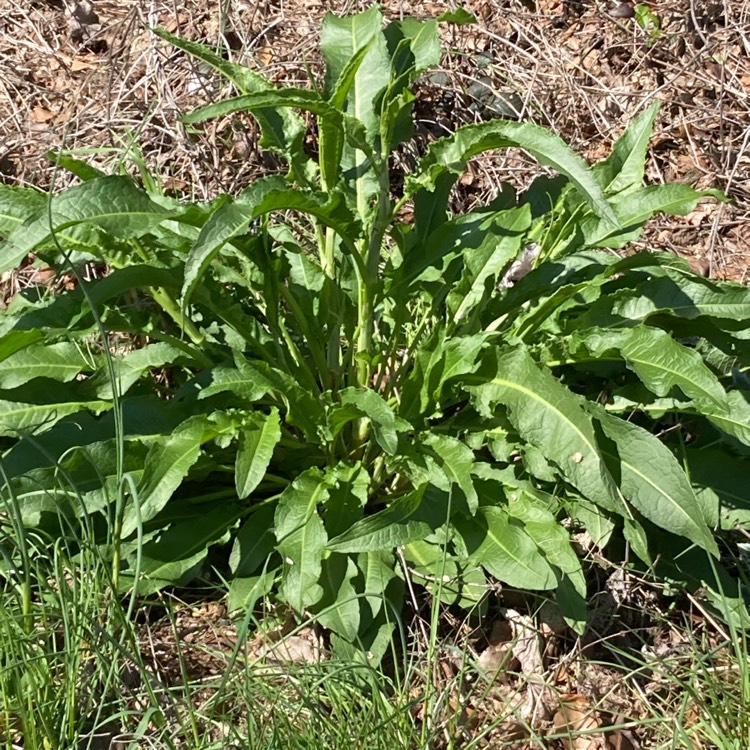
[468,346,623,512]
[580,184,726,248]
[84,264,182,310]
[153,28,274,93]
[1,396,181,482]
[329,569,403,665]
[321,7,390,216]
[521,173,568,219]
[322,462,369,537]
[488,249,687,325]
[330,43,372,110]
[121,415,219,537]
[357,550,398,618]
[0,392,109,438]
[604,384,688,417]
[384,18,441,77]
[180,174,282,302]
[275,468,331,610]
[47,150,106,182]
[576,325,727,409]
[320,7,389,137]
[422,433,478,513]
[0,291,87,340]
[338,387,398,454]
[284,240,326,293]
[398,204,516,293]
[183,179,355,304]
[189,89,356,192]
[227,571,276,613]
[0,330,44,363]
[566,498,615,549]
[413,171,453,242]
[9,437,142,526]
[686,448,750,529]
[0,183,46,236]
[700,390,750,449]
[235,408,281,498]
[404,539,486,608]
[591,407,719,556]
[327,484,448,553]
[451,204,531,323]
[95,342,193,399]
[181,88,337,126]
[230,503,278,576]
[593,102,659,194]
[578,272,750,329]
[314,553,360,641]
[326,401,368,441]
[407,121,618,227]
[458,506,557,590]
[200,356,323,441]
[2,176,174,271]
[0,342,90,389]
[507,491,587,631]
[130,501,243,594]
[437,8,477,23]
[318,109,346,191]
[155,28,309,179]
[401,329,488,419]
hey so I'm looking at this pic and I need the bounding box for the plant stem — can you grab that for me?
[356,162,392,388]
[149,285,205,346]
[128,238,205,345]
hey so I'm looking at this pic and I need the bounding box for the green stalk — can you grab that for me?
[149,285,205,346]
[129,238,205,346]
[279,285,331,389]
[355,162,392,389]
[314,220,342,382]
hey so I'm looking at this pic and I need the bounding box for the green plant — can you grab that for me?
[633,3,662,43]
[0,7,747,660]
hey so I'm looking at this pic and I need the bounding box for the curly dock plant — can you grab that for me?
[0,7,746,660]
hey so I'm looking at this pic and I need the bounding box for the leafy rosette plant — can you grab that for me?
[1,7,747,659]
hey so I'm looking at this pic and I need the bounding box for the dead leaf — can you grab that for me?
[505,608,555,721]
[507,609,542,676]
[478,642,515,675]
[477,619,516,678]
[71,56,98,72]
[553,694,605,750]
[30,106,55,124]
[256,46,274,66]
[256,627,324,664]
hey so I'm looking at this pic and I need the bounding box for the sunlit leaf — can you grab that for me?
[468,346,624,512]
[591,406,718,556]
[235,408,282,498]
[275,468,331,610]
[408,121,618,226]
[458,506,557,590]
[2,176,174,272]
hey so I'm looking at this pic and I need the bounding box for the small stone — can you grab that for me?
[610,2,635,18]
